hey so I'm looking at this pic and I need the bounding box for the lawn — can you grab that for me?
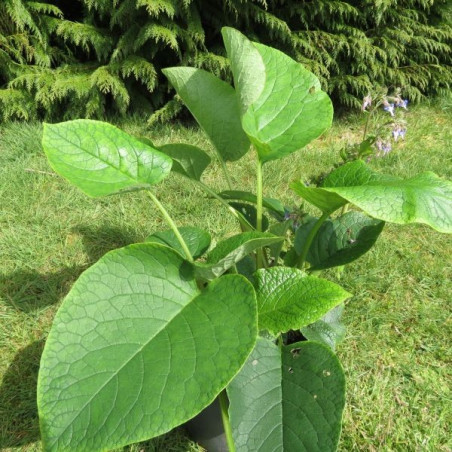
[0,99,451,451]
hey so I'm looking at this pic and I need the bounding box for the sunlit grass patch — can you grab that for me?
[0,101,450,450]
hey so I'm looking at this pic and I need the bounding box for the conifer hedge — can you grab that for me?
[0,0,450,122]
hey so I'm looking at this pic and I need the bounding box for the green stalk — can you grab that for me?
[218,390,236,452]
[220,158,233,190]
[362,110,372,141]
[297,211,330,269]
[363,100,383,141]
[196,181,254,231]
[146,191,194,263]
[256,158,264,268]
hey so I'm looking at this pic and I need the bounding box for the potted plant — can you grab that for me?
[37,27,452,451]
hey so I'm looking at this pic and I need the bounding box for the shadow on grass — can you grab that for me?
[0,266,86,312]
[1,225,140,312]
[0,340,44,448]
[0,225,143,448]
[74,224,140,263]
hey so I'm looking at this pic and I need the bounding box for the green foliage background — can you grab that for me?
[0,0,450,122]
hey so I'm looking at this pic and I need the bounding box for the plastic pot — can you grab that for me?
[185,398,228,451]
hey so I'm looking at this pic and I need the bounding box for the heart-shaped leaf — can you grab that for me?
[228,338,346,452]
[38,244,257,451]
[195,232,283,280]
[222,27,333,164]
[42,120,172,197]
[135,136,155,147]
[290,181,346,213]
[295,211,385,270]
[162,67,250,162]
[301,305,346,351]
[255,267,351,335]
[145,226,211,259]
[292,161,452,233]
[158,143,211,181]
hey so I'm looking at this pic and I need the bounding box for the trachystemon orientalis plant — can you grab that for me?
[37,28,452,452]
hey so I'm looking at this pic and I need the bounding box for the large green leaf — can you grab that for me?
[195,232,283,280]
[222,27,333,164]
[292,161,452,232]
[295,211,385,270]
[301,305,346,351]
[228,338,345,451]
[42,120,172,197]
[290,181,346,213]
[158,143,211,181]
[221,27,265,116]
[145,226,211,259]
[38,244,257,451]
[255,267,351,335]
[162,67,250,161]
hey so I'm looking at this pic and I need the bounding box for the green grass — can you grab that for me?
[1,100,451,451]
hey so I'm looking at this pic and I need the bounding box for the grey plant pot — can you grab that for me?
[185,398,228,451]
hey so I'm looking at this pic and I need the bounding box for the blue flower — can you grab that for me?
[383,102,395,117]
[396,99,408,109]
[392,126,407,141]
[382,142,392,154]
[376,139,392,156]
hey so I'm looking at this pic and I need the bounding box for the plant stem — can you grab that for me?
[362,111,372,141]
[146,191,194,263]
[220,158,233,190]
[196,181,254,231]
[218,390,236,452]
[256,157,264,268]
[297,211,330,269]
[256,158,264,232]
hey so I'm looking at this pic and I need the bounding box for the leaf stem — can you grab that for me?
[218,390,236,452]
[146,191,194,263]
[220,159,233,190]
[196,181,254,231]
[297,211,330,269]
[256,158,264,268]
[362,110,372,141]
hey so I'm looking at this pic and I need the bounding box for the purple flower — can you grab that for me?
[392,126,407,141]
[362,94,372,111]
[383,101,395,117]
[375,139,392,156]
[382,142,392,154]
[396,99,408,109]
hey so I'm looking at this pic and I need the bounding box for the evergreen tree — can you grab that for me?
[0,0,65,119]
[0,0,450,122]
